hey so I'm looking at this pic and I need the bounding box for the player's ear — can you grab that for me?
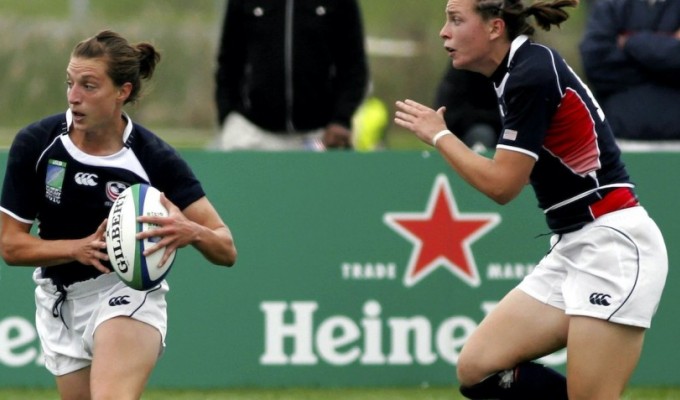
[489,17,505,40]
[117,82,133,103]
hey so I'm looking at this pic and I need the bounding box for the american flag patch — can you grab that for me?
[502,129,518,141]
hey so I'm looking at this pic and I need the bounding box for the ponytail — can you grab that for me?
[476,0,578,40]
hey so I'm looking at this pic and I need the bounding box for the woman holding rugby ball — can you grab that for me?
[0,30,236,399]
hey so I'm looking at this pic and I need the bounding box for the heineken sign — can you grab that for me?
[0,151,676,388]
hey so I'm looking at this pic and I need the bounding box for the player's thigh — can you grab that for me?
[457,288,569,384]
[55,367,91,400]
[90,317,162,399]
[566,316,644,400]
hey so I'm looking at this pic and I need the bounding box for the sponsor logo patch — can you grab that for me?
[45,159,66,204]
[106,181,129,202]
[74,172,98,186]
[589,292,612,306]
[502,129,518,141]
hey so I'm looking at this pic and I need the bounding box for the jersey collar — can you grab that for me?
[491,34,530,87]
[65,109,134,143]
[508,35,529,68]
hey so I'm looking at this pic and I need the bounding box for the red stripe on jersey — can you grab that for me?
[544,88,601,176]
[589,187,639,219]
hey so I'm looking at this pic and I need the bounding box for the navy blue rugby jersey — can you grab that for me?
[491,36,633,233]
[0,110,205,286]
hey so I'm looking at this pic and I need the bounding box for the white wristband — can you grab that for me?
[432,130,453,147]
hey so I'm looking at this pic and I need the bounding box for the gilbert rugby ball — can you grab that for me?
[105,183,175,290]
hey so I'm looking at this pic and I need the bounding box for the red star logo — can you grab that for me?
[384,174,500,287]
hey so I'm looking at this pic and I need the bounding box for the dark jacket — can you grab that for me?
[215,0,369,133]
[434,65,501,144]
[579,0,680,140]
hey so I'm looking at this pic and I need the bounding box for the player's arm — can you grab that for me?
[0,212,110,272]
[436,136,533,204]
[138,195,237,267]
[394,99,534,204]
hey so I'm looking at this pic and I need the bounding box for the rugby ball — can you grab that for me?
[105,183,175,290]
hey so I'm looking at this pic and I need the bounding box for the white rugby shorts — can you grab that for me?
[518,206,667,328]
[33,270,168,376]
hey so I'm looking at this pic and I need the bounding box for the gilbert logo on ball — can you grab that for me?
[106,183,176,290]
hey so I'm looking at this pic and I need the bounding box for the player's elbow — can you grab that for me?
[483,177,526,205]
[224,236,237,266]
[0,239,22,266]
[491,194,514,205]
[486,187,520,205]
[224,246,237,267]
[214,239,237,267]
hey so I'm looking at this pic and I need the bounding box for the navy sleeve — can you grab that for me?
[0,127,44,222]
[136,132,205,211]
[150,148,205,211]
[497,61,560,158]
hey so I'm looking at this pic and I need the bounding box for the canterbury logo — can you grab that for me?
[589,293,612,306]
[75,172,98,186]
[108,296,131,306]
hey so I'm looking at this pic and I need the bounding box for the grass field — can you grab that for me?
[2,387,680,400]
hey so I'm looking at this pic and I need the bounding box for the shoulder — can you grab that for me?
[507,42,563,90]
[21,113,67,138]
[127,123,178,156]
[10,113,67,154]
[126,123,193,173]
[126,125,204,209]
[515,42,560,73]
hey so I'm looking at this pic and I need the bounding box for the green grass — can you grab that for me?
[1,387,680,400]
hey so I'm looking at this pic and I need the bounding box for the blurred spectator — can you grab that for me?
[214,0,369,151]
[579,0,680,141]
[434,65,501,150]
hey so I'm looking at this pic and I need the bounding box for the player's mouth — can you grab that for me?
[444,46,456,57]
[71,110,86,122]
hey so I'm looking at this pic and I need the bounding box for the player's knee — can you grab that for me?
[456,352,489,387]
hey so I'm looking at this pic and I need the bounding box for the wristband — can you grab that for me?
[432,130,453,147]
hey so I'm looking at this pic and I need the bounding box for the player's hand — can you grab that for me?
[394,99,448,145]
[73,219,110,273]
[323,123,353,149]
[136,193,198,268]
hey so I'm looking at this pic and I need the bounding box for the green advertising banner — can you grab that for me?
[0,151,677,388]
